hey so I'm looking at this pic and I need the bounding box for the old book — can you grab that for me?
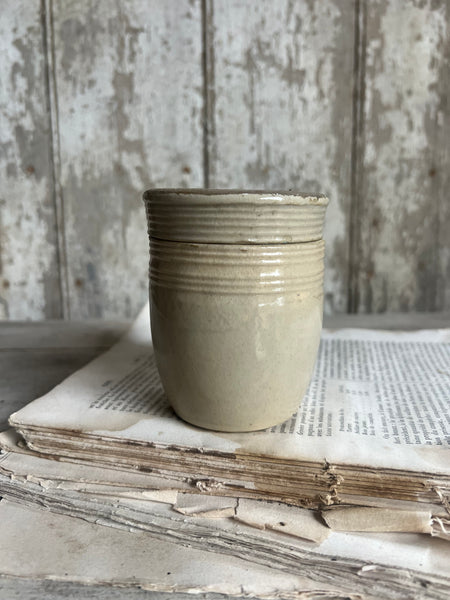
[7,307,450,514]
[0,428,447,539]
[1,452,450,599]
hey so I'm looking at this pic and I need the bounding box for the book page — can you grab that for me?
[9,306,450,474]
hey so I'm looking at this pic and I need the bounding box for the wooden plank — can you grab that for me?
[324,311,450,331]
[51,0,204,319]
[206,0,355,314]
[0,321,128,349]
[0,1,62,319]
[354,0,450,312]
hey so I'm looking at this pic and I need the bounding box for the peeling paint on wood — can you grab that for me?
[0,1,61,319]
[1,0,449,320]
[355,0,450,313]
[205,0,355,314]
[52,0,204,319]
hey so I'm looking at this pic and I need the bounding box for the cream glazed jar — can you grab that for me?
[143,189,328,432]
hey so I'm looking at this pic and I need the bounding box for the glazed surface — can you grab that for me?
[144,189,328,244]
[150,239,324,431]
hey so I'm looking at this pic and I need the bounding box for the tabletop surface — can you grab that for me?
[1,312,449,599]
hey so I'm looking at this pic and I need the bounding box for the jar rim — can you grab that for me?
[143,188,328,244]
[143,188,328,206]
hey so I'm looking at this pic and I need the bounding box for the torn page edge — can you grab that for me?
[322,506,432,534]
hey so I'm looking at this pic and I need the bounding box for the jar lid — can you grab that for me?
[143,189,328,244]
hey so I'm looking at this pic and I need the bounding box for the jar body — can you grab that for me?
[149,237,325,432]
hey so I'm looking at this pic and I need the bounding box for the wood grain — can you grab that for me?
[353,0,450,313]
[0,0,62,319]
[51,0,204,319]
[1,1,449,320]
[205,0,355,314]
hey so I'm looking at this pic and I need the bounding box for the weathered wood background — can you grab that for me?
[1,0,449,320]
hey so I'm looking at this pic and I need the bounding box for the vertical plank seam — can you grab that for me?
[436,1,449,311]
[347,0,367,313]
[42,0,70,319]
[201,0,216,189]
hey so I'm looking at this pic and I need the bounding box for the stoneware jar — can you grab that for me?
[143,189,328,432]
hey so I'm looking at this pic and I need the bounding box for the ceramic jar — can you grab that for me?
[143,189,328,432]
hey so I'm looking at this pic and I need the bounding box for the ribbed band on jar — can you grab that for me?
[144,189,328,244]
[150,239,325,295]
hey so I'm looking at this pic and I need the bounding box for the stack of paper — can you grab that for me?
[2,307,450,598]
[3,496,450,600]
[2,433,450,599]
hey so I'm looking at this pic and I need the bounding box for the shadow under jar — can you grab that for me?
[143,189,328,432]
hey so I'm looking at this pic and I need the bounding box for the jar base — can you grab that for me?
[171,404,298,433]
